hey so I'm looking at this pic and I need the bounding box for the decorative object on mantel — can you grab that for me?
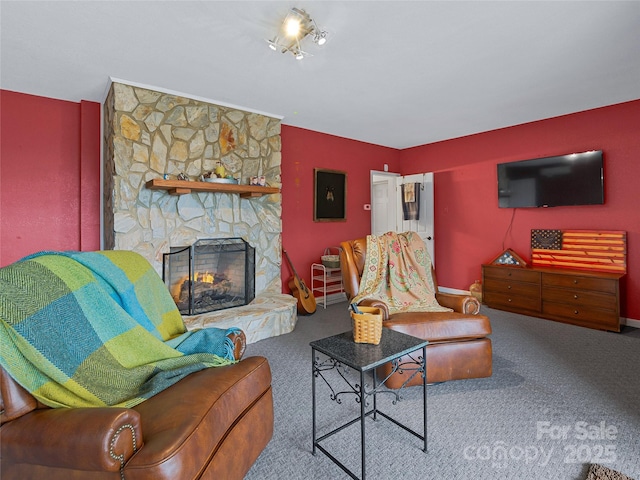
[145,178,279,198]
[250,176,266,186]
[267,7,328,60]
[531,229,627,273]
[204,177,239,184]
[489,248,527,267]
[199,162,239,184]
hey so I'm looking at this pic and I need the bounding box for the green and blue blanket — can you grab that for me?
[0,250,240,408]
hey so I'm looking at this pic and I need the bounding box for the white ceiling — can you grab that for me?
[2,1,639,149]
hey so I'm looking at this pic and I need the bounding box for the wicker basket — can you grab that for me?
[321,247,341,268]
[321,254,340,268]
[351,306,382,345]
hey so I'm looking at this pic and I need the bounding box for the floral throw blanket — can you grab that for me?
[352,231,452,315]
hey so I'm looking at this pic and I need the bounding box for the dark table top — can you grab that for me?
[310,328,428,372]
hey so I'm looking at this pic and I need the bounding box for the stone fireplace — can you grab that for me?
[102,80,296,342]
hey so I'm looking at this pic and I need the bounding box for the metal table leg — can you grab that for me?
[422,345,428,452]
[312,347,317,455]
[360,369,366,479]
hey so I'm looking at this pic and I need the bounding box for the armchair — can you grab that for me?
[0,332,273,480]
[0,251,273,480]
[340,237,492,387]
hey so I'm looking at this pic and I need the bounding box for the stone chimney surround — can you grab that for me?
[103,80,296,342]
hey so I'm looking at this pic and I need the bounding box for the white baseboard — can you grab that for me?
[438,286,470,295]
[438,286,639,329]
[622,317,640,328]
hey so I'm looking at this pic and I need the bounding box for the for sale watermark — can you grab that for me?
[464,442,554,469]
[463,420,618,469]
[537,420,617,464]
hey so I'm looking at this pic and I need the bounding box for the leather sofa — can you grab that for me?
[340,237,492,387]
[0,331,273,480]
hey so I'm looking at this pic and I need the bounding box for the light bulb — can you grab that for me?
[317,36,326,46]
[285,18,301,37]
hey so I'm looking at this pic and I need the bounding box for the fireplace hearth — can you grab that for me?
[163,238,255,315]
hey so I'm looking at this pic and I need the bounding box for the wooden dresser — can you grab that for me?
[482,264,624,332]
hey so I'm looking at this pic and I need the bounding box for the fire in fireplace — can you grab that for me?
[163,238,255,315]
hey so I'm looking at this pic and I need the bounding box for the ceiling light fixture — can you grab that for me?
[266,7,328,60]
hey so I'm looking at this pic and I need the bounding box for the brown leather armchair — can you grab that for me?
[0,331,273,480]
[340,237,492,387]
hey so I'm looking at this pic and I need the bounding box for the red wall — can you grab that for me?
[0,90,101,265]
[3,90,637,322]
[400,100,640,321]
[280,126,400,291]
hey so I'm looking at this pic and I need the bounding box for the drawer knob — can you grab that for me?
[574,294,578,299]
[508,298,512,302]
[574,310,579,315]
[573,279,578,284]
[508,285,512,289]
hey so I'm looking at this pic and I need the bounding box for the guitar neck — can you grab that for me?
[283,249,300,279]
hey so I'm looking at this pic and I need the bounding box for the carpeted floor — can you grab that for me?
[244,303,640,480]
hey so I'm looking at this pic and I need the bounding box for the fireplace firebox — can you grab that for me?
[163,238,255,315]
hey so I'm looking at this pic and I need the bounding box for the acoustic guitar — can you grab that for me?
[283,249,317,315]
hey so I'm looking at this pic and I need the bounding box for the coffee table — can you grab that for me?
[310,328,428,479]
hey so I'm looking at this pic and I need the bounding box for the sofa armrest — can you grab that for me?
[436,292,481,315]
[1,407,142,472]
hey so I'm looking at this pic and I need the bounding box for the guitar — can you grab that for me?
[283,248,317,315]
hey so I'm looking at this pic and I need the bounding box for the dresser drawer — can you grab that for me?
[542,302,619,330]
[542,287,617,310]
[542,273,617,294]
[483,266,540,283]
[485,278,540,297]
[484,291,541,312]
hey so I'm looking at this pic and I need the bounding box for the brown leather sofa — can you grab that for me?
[340,237,492,387]
[0,331,273,480]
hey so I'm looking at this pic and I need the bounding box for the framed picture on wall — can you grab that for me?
[314,169,347,222]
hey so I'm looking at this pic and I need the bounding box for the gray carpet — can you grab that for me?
[244,303,640,479]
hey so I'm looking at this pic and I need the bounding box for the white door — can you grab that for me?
[370,171,435,265]
[396,173,435,265]
[370,171,400,235]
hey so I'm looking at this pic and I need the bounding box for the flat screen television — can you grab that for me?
[497,150,604,208]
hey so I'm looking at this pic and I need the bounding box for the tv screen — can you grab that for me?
[497,150,604,208]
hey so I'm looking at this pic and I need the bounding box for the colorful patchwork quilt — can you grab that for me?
[0,250,239,408]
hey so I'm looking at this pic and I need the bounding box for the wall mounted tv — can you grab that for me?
[497,150,604,208]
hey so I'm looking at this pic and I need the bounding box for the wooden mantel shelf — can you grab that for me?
[145,178,280,198]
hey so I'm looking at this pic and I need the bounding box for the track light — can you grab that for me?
[266,7,328,60]
[314,31,327,46]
